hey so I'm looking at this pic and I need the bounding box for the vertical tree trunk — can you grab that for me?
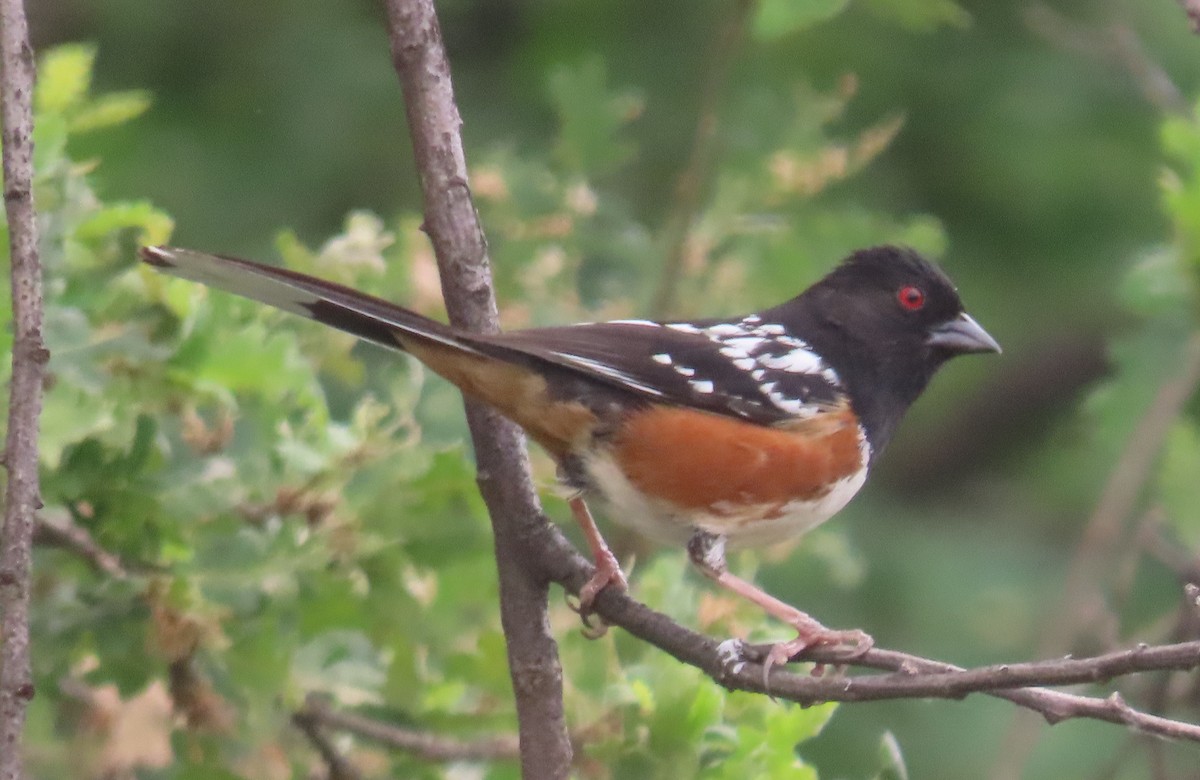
[382,2,574,776]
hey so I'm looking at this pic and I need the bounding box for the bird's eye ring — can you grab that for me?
[897,285,925,312]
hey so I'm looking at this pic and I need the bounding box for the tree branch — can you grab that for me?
[527,517,1200,743]
[292,700,362,780]
[34,514,128,580]
[381,2,572,777]
[0,0,47,777]
[1025,5,1187,115]
[296,695,520,762]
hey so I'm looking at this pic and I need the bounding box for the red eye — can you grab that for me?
[897,285,925,311]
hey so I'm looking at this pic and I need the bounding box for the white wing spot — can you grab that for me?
[758,348,822,374]
[690,379,715,394]
[719,336,765,354]
[766,389,815,416]
[666,323,702,334]
[673,365,696,377]
[704,323,746,337]
[651,353,673,365]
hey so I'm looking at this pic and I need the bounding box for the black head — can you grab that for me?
[767,245,1000,454]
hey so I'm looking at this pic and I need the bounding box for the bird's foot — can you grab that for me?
[567,548,628,638]
[762,621,873,686]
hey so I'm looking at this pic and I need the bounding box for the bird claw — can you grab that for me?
[564,591,611,638]
[565,557,628,639]
[761,627,873,690]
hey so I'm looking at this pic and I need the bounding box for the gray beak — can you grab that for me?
[927,312,1001,355]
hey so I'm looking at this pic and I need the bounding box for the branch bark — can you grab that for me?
[297,694,521,762]
[0,0,46,777]
[34,514,128,580]
[292,701,363,780]
[381,2,572,777]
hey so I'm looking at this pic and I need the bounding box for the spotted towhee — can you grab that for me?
[141,244,999,667]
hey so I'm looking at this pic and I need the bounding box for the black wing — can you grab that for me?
[466,318,847,426]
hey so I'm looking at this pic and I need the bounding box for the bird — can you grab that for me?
[140,243,1000,669]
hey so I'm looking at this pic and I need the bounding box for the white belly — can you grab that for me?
[581,438,869,548]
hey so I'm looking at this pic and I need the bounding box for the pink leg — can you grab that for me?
[569,496,628,614]
[687,531,871,674]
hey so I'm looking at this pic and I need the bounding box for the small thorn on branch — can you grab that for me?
[1184,582,1200,609]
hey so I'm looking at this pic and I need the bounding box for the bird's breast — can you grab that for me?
[581,404,870,547]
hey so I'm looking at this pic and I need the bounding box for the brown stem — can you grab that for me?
[1025,6,1187,114]
[297,695,521,762]
[0,0,47,777]
[34,515,128,580]
[292,701,363,780]
[380,2,572,777]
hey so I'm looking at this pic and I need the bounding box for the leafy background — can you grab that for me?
[8,0,1200,776]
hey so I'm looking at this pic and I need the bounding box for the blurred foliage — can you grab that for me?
[6,0,1200,777]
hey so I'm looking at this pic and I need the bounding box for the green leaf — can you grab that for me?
[31,113,69,182]
[549,57,640,176]
[75,199,175,248]
[873,731,910,780]
[69,89,152,134]
[1118,247,1197,317]
[753,0,849,40]
[35,44,96,116]
[765,700,837,749]
[292,630,389,706]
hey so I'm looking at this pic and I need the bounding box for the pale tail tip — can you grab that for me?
[139,245,175,268]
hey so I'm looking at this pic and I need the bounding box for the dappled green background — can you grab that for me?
[13,0,1200,777]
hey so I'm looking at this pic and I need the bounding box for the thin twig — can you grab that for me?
[991,332,1200,778]
[1055,332,1200,641]
[743,639,1200,699]
[650,0,755,317]
[381,2,573,777]
[297,695,520,763]
[1025,5,1187,114]
[0,0,47,777]
[292,701,362,780]
[34,514,128,579]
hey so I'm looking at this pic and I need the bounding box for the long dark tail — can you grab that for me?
[139,246,474,355]
[140,245,597,457]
